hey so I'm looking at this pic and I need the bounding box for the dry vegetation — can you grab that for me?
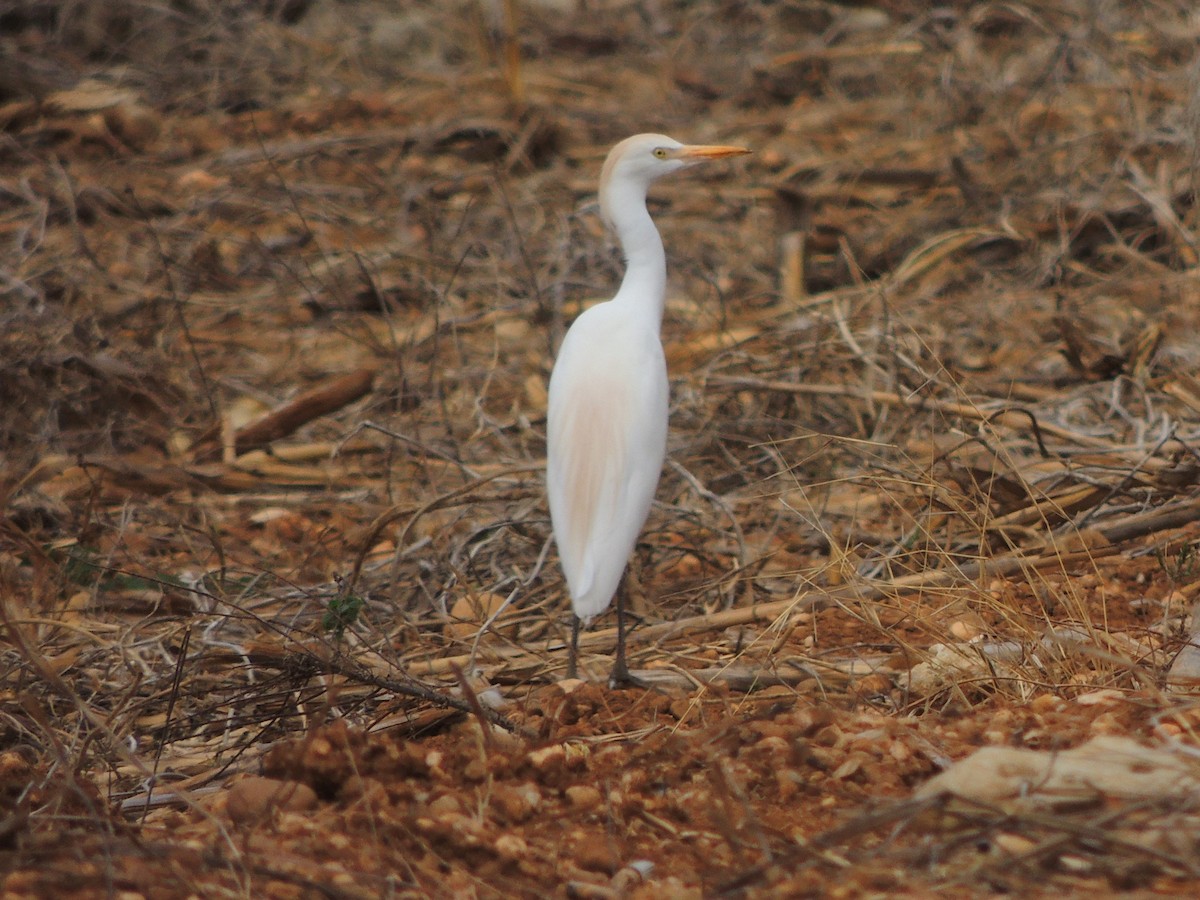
[3,0,1200,896]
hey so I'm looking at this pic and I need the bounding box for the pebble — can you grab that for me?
[494,834,528,859]
[754,735,790,757]
[565,785,601,810]
[527,742,590,773]
[1168,641,1200,690]
[527,744,564,770]
[491,782,542,822]
[428,793,462,817]
[225,776,317,825]
[445,591,519,641]
[573,837,617,874]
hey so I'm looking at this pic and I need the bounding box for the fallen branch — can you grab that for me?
[190,368,376,462]
[624,663,846,692]
[228,641,530,736]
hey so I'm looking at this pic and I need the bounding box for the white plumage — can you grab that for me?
[546,133,749,681]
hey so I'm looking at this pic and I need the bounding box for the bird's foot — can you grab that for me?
[607,660,651,690]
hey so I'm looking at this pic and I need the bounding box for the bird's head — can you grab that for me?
[599,133,749,228]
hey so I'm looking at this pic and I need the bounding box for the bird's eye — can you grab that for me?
[653,147,668,159]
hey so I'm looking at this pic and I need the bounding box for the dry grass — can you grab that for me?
[3,0,1200,894]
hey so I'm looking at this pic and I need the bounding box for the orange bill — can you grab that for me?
[675,143,751,160]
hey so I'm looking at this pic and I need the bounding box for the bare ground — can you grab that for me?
[3,0,1200,896]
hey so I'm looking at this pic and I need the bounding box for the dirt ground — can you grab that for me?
[4,0,1200,896]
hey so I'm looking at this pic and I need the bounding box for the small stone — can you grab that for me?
[445,591,518,641]
[573,836,616,874]
[669,698,692,720]
[492,782,542,822]
[527,742,591,773]
[494,834,527,859]
[1161,588,1190,619]
[226,776,317,825]
[449,814,484,843]
[1168,641,1200,690]
[429,793,462,817]
[527,744,565,770]
[854,673,892,695]
[755,735,790,756]
[565,784,602,810]
[611,864,648,892]
[425,750,446,778]
[949,618,982,641]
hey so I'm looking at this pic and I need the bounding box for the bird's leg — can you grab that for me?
[609,577,633,688]
[567,614,581,680]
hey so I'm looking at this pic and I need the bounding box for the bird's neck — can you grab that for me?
[605,185,666,330]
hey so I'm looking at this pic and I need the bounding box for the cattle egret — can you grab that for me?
[547,133,749,684]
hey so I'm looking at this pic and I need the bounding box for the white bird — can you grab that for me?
[547,133,749,684]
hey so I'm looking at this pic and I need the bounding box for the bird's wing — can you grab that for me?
[547,318,667,621]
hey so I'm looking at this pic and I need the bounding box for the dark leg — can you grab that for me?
[567,614,581,679]
[609,579,632,688]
